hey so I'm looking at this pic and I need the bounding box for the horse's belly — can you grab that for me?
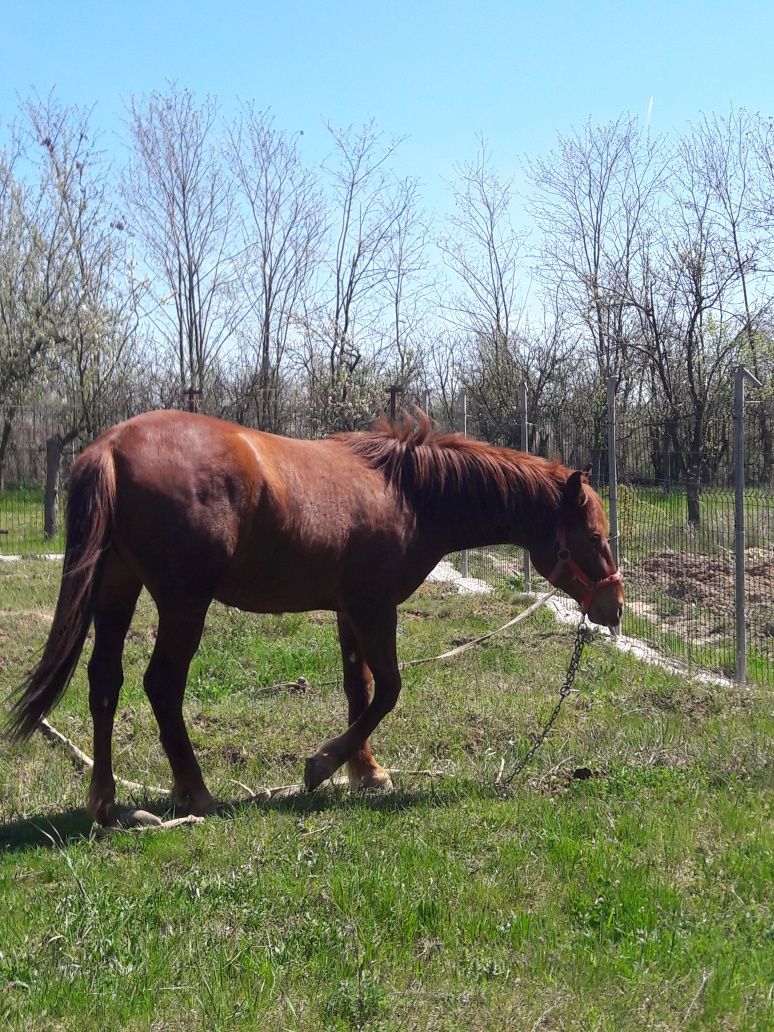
[213,565,334,614]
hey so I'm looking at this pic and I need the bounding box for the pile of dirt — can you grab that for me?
[630,548,774,636]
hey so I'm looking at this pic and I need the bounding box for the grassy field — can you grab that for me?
[0,560,771,1030]
[0,487,65,554]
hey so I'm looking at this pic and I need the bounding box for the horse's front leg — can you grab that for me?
[304,606,400,792]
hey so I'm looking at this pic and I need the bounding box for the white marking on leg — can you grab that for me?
[349,652,357,663]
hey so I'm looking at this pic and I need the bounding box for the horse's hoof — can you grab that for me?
[361,776,394,794]
[189,795,217,817]
[87,797,118,827]
[348,767,394,794]
[304,754,335,792]
[170,787,216,816]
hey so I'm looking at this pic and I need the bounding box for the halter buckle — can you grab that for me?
[548,528,622,616]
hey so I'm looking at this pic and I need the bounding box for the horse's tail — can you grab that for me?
[5,443,117,741]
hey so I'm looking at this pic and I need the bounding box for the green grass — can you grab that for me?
[0,487,66,554]
[618,484,772,559]
[0,561,772,1030]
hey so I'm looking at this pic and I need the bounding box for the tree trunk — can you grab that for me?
[589,446,606,490]
[44,435,64,540]
[0,411,14,492]
[648,425,664,484]
[759,408,772,486]
[686,470,701,526]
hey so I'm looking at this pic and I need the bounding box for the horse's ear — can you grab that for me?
[564,466,591,502]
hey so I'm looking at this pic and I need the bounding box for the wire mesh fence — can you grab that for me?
[1,388,772,686]
[614,405,771,687]
[0,406,74,553]
[441,385,773,687]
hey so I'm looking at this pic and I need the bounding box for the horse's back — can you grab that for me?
[82,411,410,610]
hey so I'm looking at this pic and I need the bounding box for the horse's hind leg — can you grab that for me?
[336,613,393,791]
[86,553,142,825]
[143,600,215,816]
[305,606,400,792]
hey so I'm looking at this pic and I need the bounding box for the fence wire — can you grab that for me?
[1,396,772,686]
[522,407,772,686]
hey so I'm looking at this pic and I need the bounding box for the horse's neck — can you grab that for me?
[432,498,516,554]
[421,454,549,555]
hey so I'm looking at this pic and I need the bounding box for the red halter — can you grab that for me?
[548,527,623,616]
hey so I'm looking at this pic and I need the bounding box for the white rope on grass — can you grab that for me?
[401,590,557,667]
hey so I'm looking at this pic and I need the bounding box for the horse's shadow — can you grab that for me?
[0,780,462,854]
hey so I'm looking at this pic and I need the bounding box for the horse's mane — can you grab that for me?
[335,411,568,519]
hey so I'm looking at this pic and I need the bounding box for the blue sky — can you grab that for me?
[2,0,774,220]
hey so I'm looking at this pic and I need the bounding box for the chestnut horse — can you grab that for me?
[7,410,622,825]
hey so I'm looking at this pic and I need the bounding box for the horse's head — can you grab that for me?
[531,466,624,628]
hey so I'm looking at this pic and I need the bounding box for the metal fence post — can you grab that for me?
[519,381,532,593]
[460,390,469,578]
[387,385,403,423]
[606,377,620,570]
[734,365,763,683]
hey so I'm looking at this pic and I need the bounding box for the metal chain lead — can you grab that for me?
[498,618,595,789]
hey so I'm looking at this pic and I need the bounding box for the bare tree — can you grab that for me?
[520,292,582,430]
[0,154,36,488]
[439,138,529,442]
[425,331,465,429]
[689,109,772,479]
[751,112,774,477]
[303,121,419,430]
[626,128,751,521]
[441,137,524,351]
[19,96,140,535]
[124,84,237,411]
[0,129,73,487]
[528,116,664,409]
[225,105,324,430]
[373,174,432,395]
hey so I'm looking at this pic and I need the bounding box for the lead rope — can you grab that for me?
[496,617,596,790]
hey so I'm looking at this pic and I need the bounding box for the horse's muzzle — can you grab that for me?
[587,580,624,628]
